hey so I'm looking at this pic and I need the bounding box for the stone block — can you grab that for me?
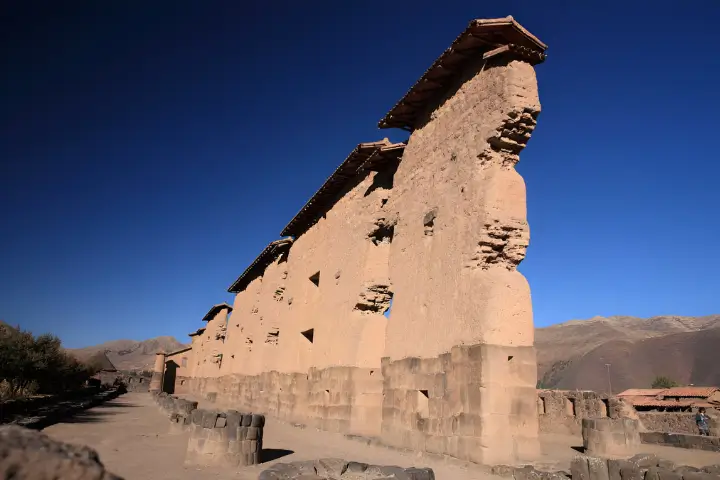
[346,461,369,474]
[608,460,634,480]
[572,457,590,480]
[202,411,218,429]
[630,454,659,469]
[701,465,720,475]
[682,474,717,480]
[645,467,660,480]
[241,414,252,427]
[588,457,610,480]
[215,416,226,428]
[657,470,681,480]
[315,458,349,478]
[620,465,643,480]
[246,427,259,440]
[225,411,242,429]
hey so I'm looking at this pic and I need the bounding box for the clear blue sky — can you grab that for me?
[2,1,719,348]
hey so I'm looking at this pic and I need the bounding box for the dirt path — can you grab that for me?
[42,393,496,480]
[41,393,719,480]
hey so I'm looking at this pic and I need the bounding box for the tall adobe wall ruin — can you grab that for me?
[173,16,547,465]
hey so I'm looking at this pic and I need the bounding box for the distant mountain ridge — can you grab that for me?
[536,314,720,392]
[70,336,188,372]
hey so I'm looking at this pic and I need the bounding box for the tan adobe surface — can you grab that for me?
[163,16,548,466]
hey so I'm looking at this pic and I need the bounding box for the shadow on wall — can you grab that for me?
[163,361,178,394]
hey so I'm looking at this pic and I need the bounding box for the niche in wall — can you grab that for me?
[565,397,576,417]
[417,390,430,418]
[301,328,314,344]
[309,272,320,287]
[537,396,546,415]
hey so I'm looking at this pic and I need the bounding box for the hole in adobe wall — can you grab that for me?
[301,328,314,344]
[423,209,437,236]
[363,162,398,197]
[368,222,394,245]
[507,355,514,361]
[417,390,429,418]
[370,370,375,376]
[601,398,610,417]
[538,396,546,415]
[266,328,280,345]
[309,272,320,287]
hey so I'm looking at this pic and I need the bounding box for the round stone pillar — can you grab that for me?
[149,352,166,392]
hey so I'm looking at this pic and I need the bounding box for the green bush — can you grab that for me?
[0,324,96,400]
[651,375,679,389]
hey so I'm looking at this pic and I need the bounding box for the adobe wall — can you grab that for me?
[165,349,194,395]
[197,154,398,436]
[380,56,542,464]
[172,17,547,466]
[193,308,229,379]
[538,390,621,435]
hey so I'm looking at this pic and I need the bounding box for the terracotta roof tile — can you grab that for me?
[379,16,547,131]
[279,140,405,238]
[201,303,233,322]
[617,389,665,397]
[227,238,293,294]
[630,399,695,408]
[658,387,719,398]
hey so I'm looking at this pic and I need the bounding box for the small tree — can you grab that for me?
[651,376,678,389]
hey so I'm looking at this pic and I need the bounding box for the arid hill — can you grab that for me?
[536,315,720,392]
[70,336,188,372]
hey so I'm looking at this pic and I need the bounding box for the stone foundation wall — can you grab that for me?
[381,344,538,465]
[640,432,720,452]
[185,410,265,467]
[538,390,619,435]
[571,453,720,480]
[638,411,720,436]
[581,418,641,456]
[3,387,124,430]
[152,391,264,466]
[187,367,383,436]
[637,413,698,435]
[186,343,536,465]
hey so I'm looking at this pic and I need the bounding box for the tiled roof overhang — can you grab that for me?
[188,327,206,337]
[659,387,719,398]
[279,139,405,238]
[227,238,293,293]
[166,346,192,357]
[379,16,547,131]
[201,303,233,322]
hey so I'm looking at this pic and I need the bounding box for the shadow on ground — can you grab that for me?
[52,400,139,424]
[261,449,294,463]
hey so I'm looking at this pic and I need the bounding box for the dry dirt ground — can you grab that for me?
[43,393,495,480]
[42,393,720,480]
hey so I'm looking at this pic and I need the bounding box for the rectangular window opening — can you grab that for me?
[417,390,430,418]
[181,357,188,367]
[301,328,314,344]
[538,396,546,415]
[565,397,576,417]
[601,398,610,417]
[309,271,320,287]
